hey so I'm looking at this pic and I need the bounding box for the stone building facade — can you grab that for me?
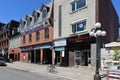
[54,0,119,67]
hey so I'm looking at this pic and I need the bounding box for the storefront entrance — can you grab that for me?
[43,49,52,64]
[55,51,63,66]
[74,50,90,66]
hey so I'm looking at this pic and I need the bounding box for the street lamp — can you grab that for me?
[89,22,106,80]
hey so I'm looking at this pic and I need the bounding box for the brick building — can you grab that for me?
[0,20,19,61]
[19,2,54,64]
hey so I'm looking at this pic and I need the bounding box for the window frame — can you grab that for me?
[34,13,40,23]
[29,34,32,43]
[44,28,49,40]
[36,31,40,41]
[71,20,86,33]
[42,8,47,19]
[27,17,32,26]
[70,0,86,12]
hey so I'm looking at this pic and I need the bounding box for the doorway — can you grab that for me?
[74,50,90,66]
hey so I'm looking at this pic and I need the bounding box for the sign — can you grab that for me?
[34,44,51,49]
[67,34,95,44]
[54,39,66,47]
[21,20,50,35]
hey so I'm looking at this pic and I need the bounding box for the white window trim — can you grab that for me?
[70,19,88,34]
[42,8,48,20]
[70,0,87,13]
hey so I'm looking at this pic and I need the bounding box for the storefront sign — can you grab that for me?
[68,34,95,44]
[34,44,52,49]
[21,20,50,35]
[54,39,66,47]
[20,47,33,51]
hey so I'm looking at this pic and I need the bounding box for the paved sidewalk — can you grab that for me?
[6,62,107,80]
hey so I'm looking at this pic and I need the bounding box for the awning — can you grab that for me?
[34,44,51,49]
[105,42,120,48]
[55,47,65,51]
[20,47,34,51]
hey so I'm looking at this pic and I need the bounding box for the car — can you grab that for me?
[0,57,7,66]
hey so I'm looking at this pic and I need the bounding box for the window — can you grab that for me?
[22,21,26,26]
[59,6,62,36]
[23,35,26,44]
[36,31,40,41]
[44,28,49,40]
[42,9,47,19]
[71,2,76,11]
[27,18,32,26]
[71,20,86,33]
[71,0,86,12]
[29,34,32,42]
[34,13,40,23]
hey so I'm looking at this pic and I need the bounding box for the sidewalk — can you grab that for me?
[6,62,107,80]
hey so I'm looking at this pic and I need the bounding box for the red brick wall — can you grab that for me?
[21,25,53,47]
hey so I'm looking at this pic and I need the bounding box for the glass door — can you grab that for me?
[74,50,81,65]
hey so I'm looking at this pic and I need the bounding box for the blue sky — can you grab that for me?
[0,0,119,24]
[0,0,51,23]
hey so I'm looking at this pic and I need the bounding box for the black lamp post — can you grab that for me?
[89,22,106,80]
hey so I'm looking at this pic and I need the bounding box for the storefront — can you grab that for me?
[20,47,34,62]
[34,43,53,64]
[54,38,68,66]
[67,33,96,67]
[8,48,20,61]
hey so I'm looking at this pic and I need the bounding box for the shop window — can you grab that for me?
[71,20,86,33]
[29,34,32,43]
[71,0,86,12]
[44,28,49,40]
[36,31,40,41]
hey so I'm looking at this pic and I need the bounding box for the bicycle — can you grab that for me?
[47,64,57,73]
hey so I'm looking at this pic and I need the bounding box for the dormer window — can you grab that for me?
[22,21,26,27]
[27,17,32,26]
[20,20,26,31]
[34,13,40,23]
[42,8,47,19]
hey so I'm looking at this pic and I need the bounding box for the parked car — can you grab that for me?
[0,57,7,66]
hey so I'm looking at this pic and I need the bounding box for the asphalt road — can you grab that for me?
[0,66,57,80]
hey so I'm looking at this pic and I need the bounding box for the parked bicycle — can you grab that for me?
[47,64,57,73]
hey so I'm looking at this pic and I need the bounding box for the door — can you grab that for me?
[74,51,81,65]
[81,50,90,66]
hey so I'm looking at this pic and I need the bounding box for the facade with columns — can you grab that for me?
[19,2,54,64]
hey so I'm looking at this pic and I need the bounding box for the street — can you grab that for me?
[0,66,57,80]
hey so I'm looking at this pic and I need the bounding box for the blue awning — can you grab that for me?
[34,44,52,49]
[55,47,65,51]
[20,47,33,51]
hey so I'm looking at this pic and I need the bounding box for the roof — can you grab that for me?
[105,42,120,47]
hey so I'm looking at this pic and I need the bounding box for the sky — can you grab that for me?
[0,0,51,23]
[0,0,119,24]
